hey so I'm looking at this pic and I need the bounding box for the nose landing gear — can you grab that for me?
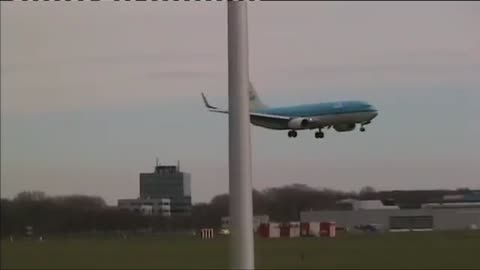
[360,120,371,132]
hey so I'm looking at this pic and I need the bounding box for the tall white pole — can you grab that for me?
[227,1,255,270]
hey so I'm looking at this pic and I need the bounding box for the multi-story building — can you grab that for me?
[139,163,192,215]
[117,161,192,216]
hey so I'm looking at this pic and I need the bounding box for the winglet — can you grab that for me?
[201,92,217,110]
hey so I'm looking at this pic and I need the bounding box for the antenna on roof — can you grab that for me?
[177,160,180,172]
[156,157,159,167]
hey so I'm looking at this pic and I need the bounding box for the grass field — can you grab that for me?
[2,231,480,269]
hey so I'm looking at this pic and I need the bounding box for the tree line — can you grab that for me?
[1,185,472,237]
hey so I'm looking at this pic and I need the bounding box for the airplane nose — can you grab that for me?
[369,106,378,118]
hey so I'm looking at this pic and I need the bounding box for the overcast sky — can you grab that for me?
[2,2,480,205]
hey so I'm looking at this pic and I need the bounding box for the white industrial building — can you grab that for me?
[336,198,400,210]
[301,198,480,232]
[221,215,269,232]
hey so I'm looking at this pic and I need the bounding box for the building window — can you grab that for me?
[389,216,433,230]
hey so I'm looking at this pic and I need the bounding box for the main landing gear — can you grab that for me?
[287,130,298,138]
[314,129,324,139]
[288,129,325,139]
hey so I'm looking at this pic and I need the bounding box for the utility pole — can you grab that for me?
[227,1,255,269]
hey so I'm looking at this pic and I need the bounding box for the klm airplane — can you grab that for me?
[202,82,378,139]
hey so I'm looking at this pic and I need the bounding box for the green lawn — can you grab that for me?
[2,231,480,269]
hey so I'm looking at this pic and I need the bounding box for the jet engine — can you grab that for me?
[288,118,312,129]
[333,123,356,132]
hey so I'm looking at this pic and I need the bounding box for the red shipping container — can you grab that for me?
[257,223,281,238]
[280,224,290,237]
[320,222,336,238]
[258,223,269,238]
[301,222,320,237]
[300,223,309,237]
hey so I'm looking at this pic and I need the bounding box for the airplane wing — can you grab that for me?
[201,93,291,122]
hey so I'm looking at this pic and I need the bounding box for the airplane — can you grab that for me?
[201,81,378,139]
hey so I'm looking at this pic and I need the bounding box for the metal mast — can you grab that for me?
[227,1,255,269]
